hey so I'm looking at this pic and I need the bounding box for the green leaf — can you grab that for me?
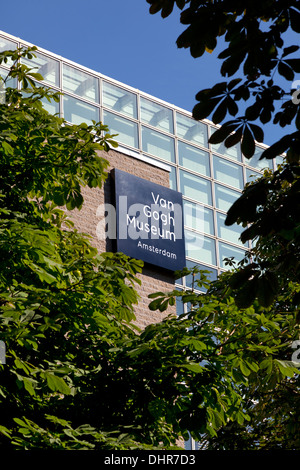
[231,368,245,383]
[185,338,207,352]
[13,418,27,427]
[1,141,14,155]
[45,372,71,395]
[259,358,273,374]
[245,360,259,373]
[158,299,169,312]
[23,377,36,396]
[25,262,57,284]
[239,360,251,376]
[275,359,297,377]
[179,362,203,373]
[28,72,44,81]
[148,292,165,299]
[45,415,71,427]
[236,410,246,425]
[52,191,66,206]
[148,298,163,311]
[0,425,11,438]
[207,408,225,429]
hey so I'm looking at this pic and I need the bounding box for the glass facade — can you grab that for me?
[0,31,279,298]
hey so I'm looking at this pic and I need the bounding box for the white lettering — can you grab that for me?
[143,204,176,227]
[137,241,177,259]
[151,192,159,205]
[96,198,183,242]
[151,192,175,211]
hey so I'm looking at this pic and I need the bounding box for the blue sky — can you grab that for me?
[0,0,297,145]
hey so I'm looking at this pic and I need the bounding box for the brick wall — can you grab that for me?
[67,148,177,328]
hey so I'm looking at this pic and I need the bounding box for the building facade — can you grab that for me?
[0,31,279,324]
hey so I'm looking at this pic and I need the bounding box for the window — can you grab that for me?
[41,90,60,115]
[183,200,214,235]
[185,231,216,266]
[245,145,273,171]
[21,51,60,87]
[63,64,99,103]
[0,36,17,52]
[178,141,210,176]
[276,155,284,169]
[245,168,262,184]
[102,81,137,119]
[214,184,241,212]
[210,128,242,161]
[184,260,217,290]
[213,155,244,189]
[140,97,173,133]
[0,66,17,88]
[180,170,212,205]
[185,436,201,450]
[103,110,138,148]
[219,242,246,269]
[63,95,99,125]
[216,212,247,247]
[176,296,185,316]
[142,126,175,162]
[169,166,177,190]
[176,112,208,147]
[0,37,17,66]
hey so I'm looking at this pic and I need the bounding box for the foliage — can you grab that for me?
[225,163,300,308]
[146,0,300,308]
[146,0,300,448]
[0,47,149,449]
[147,0,300,158]
[148,268,300,449]
[1,45,299,450]
[0,46,269,451]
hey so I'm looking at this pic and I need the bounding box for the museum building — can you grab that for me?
[0,31,280,329]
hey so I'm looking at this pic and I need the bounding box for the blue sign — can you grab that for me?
[113,169,185,272]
